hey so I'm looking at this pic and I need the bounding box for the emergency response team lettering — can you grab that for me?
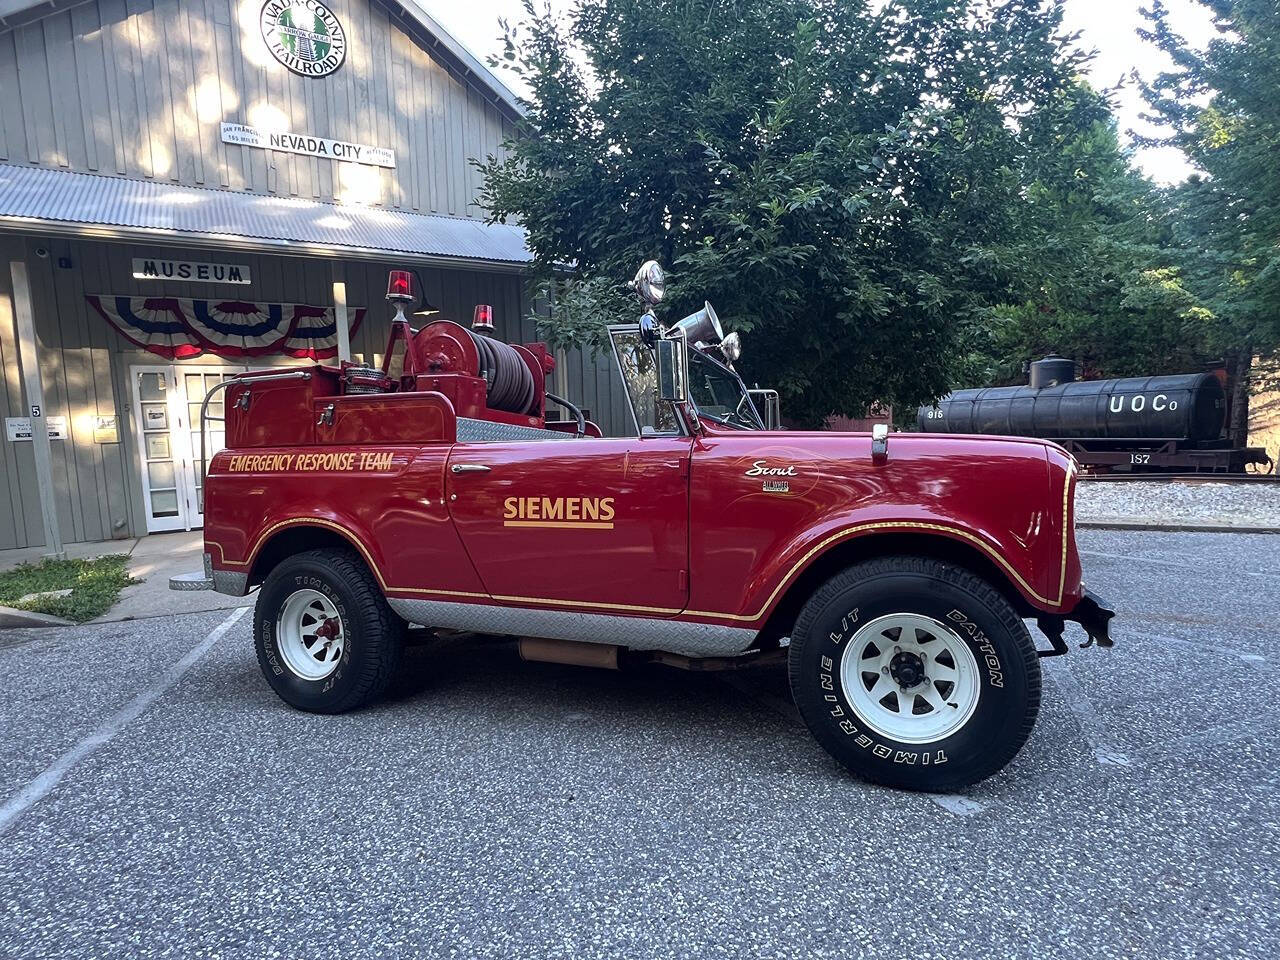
[226,452,395,472]
[503,497,615,529]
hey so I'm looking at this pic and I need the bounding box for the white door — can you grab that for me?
[130,365,245,532]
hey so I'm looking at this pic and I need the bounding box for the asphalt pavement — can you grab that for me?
[0,529,1276,959]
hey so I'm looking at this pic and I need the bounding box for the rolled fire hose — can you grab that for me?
[467,329,537,415]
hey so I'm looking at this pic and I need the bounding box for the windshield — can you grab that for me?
[608,326,681,435]
[688,350,764,430]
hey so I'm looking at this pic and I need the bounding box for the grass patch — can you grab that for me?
[0,554,140,623]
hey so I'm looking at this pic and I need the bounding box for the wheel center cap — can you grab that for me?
[889,651,926,688]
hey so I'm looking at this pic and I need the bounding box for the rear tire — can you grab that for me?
[255,548,405,713]
[788,556,1040,791]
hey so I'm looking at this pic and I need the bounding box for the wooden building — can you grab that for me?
[0,0,626,549]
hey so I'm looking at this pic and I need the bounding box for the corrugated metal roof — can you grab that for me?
[0,164,532,267]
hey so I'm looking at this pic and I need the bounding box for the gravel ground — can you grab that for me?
[1076,479,1280,528]
[0,529,1277,959]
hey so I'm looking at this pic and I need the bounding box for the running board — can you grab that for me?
[169,570,214,591]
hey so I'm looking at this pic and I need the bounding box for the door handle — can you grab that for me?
[450,463,492,474]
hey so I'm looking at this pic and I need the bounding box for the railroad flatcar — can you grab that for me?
[918,357,1273,473]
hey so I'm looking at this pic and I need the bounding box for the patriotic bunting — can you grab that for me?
[85,295,366,361]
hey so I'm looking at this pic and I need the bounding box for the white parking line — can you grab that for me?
[931,794,986,816]
[1079,549,1186,568]
[1126,629,1268,665]
[1080,549,1276,579]
[1042,657,1131,768]
[0,606,247,837]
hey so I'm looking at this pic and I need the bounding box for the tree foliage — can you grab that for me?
[477,0,1278,427]
[1138,0,1280,435]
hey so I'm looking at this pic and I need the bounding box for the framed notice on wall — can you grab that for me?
[93,416,120,443]
[5,416,67,441]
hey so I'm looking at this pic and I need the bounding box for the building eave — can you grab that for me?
[0,164,533,272]
[0,217,531,273]
[381,0,526,124]
[0,0,89,32]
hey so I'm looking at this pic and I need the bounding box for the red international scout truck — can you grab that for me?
[174,262,1114,790]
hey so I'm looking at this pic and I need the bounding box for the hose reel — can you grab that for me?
[413,320,542,416]
[467,328,537,415]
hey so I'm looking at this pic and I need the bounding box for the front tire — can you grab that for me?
[255,548,405,713]
[788,556,1040,791]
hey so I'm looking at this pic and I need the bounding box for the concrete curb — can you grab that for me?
[0,605,75,628]
[1078,520,1280,534]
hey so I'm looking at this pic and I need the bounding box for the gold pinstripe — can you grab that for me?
[207,476,1073,625]
[208,518,489,599]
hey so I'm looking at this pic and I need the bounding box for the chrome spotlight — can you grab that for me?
[633,261,665,305]
[720,331,742,363]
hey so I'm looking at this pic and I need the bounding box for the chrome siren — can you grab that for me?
[671,301,723,348]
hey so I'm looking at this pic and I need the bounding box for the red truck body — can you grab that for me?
[204,362,1083,657]
[189,269,1113,790]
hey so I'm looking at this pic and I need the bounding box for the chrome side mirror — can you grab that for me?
[634,261,665,305]
[748,388,780,429]
[656,337,687,402]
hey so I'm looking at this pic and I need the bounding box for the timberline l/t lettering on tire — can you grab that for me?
[789,555,1041,791]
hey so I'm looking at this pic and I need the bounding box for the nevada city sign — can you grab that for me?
[220,123,396,169]
[260,0,347,78]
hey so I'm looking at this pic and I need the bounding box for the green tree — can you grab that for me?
[1140,0,1280,441]
[479,0,1118,426]
[966,85,1210,386]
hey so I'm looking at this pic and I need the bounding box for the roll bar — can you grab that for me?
[197,370,313,486]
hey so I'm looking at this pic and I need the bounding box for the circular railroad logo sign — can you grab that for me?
[260,0,347,78]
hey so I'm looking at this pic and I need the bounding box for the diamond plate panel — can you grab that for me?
[387,598,756,658]
[456,418,565,443]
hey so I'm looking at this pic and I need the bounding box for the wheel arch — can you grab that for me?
[247,521,383,591]
[757,531,1038,644]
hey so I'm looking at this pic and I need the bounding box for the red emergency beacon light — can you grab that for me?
[386,270,414,302]
[366,269,554,427]
[472,304,494,334]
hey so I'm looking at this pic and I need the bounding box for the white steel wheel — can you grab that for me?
[839,613,981,744]
[276,589,346,681]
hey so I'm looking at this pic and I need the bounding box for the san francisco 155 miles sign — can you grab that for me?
[260,0,347,78]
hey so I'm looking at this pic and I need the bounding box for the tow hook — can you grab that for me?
[1036,590,1116,657]
[1073,591,1116,648]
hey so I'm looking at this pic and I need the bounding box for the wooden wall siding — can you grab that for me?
[0,235,627,551]
[0,0,515,215]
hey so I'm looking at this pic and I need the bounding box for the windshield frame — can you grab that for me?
[607,323,688,437]
[684,346,765,431]
[607,323,764,435]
